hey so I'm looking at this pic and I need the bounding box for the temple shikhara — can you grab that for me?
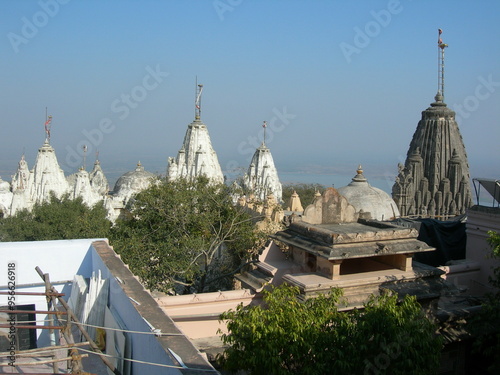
[392,29,472,218]
[166,83,224,184]
[241,121,283,203]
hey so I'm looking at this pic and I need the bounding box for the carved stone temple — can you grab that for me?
[392,32,472,218]
[392,93,472,218]
[166,84,224,184]
[236,187,444,306]
[242,138,283,203]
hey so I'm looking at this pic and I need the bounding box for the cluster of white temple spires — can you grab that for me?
[0,30,473,221]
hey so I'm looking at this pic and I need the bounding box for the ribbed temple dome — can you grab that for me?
[338,166,400,221]
[113,162,156,197]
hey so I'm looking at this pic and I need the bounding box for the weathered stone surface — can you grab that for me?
[302,187,357,224]
[112,162,156,204]
[287,190,304,213]
[338,166,400,221]
[0,177,13,216]
[67,169,102,207]
[166,118,224,184]
[242,142,282,203]
[392,94,472,217]
[89,160,109,196]
[29,140,69,204]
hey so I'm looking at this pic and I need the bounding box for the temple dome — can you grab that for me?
[338,166,400,221]
[0,177,10,193]
[113,162,156,200]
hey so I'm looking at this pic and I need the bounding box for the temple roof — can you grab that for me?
[338,165,399,221]
[113,162,156,197]
[167,118,224,184]
[272,220,434,261]
[243,141,282,203]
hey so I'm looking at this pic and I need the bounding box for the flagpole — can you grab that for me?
[262,121,267,145]
[83,145,87,171]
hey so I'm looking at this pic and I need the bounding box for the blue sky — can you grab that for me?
[1,0,499,192]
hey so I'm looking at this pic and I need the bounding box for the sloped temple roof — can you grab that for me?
[272,220,435,261]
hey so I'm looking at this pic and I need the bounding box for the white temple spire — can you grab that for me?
[167,84,224,184]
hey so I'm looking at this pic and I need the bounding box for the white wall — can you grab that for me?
[0,239,103,346]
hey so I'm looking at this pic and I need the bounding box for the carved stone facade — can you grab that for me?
[242,142,282,203]
[166,118,224,184]
[0,140,112,217]
[237,192,284,224]
[392,93,472,218]
[302,187,358,225]
[236,186,442,306]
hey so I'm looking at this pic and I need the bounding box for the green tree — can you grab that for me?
[0,193,111,241]
[110,177,262,294]
[468,230,500,373]
[281,183,325,209]
[219,284,442,375]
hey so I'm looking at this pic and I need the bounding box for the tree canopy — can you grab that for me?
[110,177,262,294]
[219,284,442,375]
[281,182,325,209]
[0,193,111,242]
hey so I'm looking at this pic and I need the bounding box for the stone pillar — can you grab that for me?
[316,257,342,279]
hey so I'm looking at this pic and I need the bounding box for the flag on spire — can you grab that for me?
[438,28,447,49]
[44,115,52,140]
[195,84,203,109]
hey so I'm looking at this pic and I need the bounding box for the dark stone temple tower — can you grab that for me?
[392,30,472,217]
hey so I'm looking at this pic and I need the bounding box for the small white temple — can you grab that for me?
[106,161,157,221]
[0,116,110,217]
[242,122,282,203]
[166,84,224,184]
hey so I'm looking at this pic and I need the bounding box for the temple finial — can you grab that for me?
[262,121,267,145]
[44,111,52,143]
[437,28,448,102]
[82,145,88,170]
[357,164,363,175]
[195,78,203,120]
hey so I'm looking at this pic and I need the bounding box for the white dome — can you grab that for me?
[0,177,11,193]
[113,162,156,198]
[338,166,400,221]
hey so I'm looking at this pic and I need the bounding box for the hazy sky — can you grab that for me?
[1,0,499,192]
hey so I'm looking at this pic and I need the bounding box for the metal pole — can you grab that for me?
[35,266,121,375]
